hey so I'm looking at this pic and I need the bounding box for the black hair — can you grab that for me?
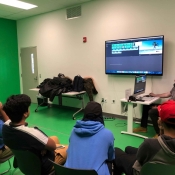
[164,118,175,130]
[3,94,31,123]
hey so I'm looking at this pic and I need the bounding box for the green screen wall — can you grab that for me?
[0,18,20,103]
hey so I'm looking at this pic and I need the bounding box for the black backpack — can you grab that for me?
[73,75,84,92]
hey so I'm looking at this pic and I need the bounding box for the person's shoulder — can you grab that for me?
[19,126,48,143]
[25,126,45,134]
[144,138,159,143]
[141,138,159,148]
[102,128,114,137]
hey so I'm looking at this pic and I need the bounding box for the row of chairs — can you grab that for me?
[1,149,175,175]
[0,149,97,175]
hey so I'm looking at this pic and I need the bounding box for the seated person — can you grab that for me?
[0,102,13,160]
[133,83,175,137]
[113,100,175,175]
[64,101,115,175]
[2,94,68,175]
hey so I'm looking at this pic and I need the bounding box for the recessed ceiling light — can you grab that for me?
[0,0,37,10]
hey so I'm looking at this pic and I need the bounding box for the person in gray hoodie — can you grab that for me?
[113,100,175,175]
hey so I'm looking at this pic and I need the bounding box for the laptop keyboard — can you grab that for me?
[141,97,155,101]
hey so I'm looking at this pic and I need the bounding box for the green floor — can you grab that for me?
[0,103,156,174]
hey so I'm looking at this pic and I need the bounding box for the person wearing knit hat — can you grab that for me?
[65,101,115,175]
[113,100,175,175]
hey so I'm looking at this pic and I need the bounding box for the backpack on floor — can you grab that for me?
[73,75,84,92]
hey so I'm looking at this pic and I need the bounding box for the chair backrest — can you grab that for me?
[140,162,175,175]
[11,149,41,175]
[49,159,98,175]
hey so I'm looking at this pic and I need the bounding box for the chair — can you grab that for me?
[140,162,175,175]
[49,159,98,175]
[11,149,55,175]
[0,154,13,175]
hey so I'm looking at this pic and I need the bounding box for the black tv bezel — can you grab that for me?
[105,35,164,76]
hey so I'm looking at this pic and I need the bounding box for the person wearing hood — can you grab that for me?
[113,100,175,175]
[64,101,115,175]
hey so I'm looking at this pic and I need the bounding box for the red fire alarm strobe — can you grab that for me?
[83,37,87,43]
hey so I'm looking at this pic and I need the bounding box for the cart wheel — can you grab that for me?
[35,109,38,112]
[73,117,76,120]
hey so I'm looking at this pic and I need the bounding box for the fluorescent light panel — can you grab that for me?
[0,0,37,10]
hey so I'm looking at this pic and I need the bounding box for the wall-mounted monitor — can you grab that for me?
[105,35,164,76]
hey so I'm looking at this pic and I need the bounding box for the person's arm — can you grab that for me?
[0,102,9,122]
[45,137,56,151]
[107,133,115,161]
[149,92,171,98]
[41,137,57,156]
[136,140,152,165]
[108,143,115,161]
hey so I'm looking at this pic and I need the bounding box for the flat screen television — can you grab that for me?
[105,35,164,76]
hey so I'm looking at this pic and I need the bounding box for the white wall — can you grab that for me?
[17,0,175,116]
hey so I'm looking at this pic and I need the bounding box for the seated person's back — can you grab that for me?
[3,120,54,173]
[133,100,175,174]
[114,100,175,175]
[2,94,67,175]
[65,101,115,175]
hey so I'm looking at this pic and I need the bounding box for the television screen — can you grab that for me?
[105,35,164,76]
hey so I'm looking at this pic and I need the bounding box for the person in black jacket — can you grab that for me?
[113,100,175,175]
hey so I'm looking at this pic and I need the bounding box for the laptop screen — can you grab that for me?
[133,75,146,97]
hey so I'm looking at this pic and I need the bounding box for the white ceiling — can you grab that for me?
[0,0,94,20]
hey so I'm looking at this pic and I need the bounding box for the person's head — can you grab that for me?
[3,94,31,123]
[158,100,175,131]
[82,101,104,125]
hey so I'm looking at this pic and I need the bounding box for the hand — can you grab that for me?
[149,93,156,97]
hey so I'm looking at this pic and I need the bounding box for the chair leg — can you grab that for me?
[0,159,11,175]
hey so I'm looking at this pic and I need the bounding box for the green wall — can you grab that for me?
[0,18,20,103]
